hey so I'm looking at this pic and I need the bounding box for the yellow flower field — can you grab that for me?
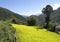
[12,24,60,42]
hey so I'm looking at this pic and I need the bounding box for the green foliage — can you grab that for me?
[49,22,58,27]
[11,18,27,25]
[27,15,38,26]
[0,20,16,42]
[42,5,53,28]
[48,22,60,33]
[38,8,60,26]
[0,7,26,23]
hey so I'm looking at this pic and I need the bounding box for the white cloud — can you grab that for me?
[39,9,42,13]
[53,4,60,10]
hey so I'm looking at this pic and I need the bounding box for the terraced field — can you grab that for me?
[12,24,60,42]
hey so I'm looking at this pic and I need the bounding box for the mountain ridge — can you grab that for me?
[0,7,26,22]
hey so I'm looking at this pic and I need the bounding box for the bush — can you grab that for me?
[55,25,60,34]
[27,15,38,26]
[12,18,27,25]
[48,22,58,32]
[0,20,16,42]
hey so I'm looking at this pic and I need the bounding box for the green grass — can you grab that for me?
[0,20,16,42]
[12,24,60,42]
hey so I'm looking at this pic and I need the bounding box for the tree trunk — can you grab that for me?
[45,14,50,28]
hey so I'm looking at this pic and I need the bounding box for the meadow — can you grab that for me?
[12,24,60,42]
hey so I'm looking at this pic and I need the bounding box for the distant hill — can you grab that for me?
[38,7,60,25]
[57,7,60,11]
[22,15,28,18]
[0,7,26,23]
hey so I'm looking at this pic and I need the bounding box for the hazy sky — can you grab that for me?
[0,0,60,16]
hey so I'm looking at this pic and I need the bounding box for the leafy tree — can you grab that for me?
[27,15,38,26]
[42,5,53,28]
[12,19,17,24]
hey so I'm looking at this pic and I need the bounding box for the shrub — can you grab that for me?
[27,15,38,26]
[0,20,16,42]
[48,22,58,32]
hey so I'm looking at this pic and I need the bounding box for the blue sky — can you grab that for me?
[0,0,60,16]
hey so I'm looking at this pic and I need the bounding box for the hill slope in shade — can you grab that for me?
[0,7,26,22]
[12,24,60,42]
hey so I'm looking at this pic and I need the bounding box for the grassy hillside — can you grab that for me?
[12,24,60,42]
[0,7,26,22]
[0,21,16,42]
